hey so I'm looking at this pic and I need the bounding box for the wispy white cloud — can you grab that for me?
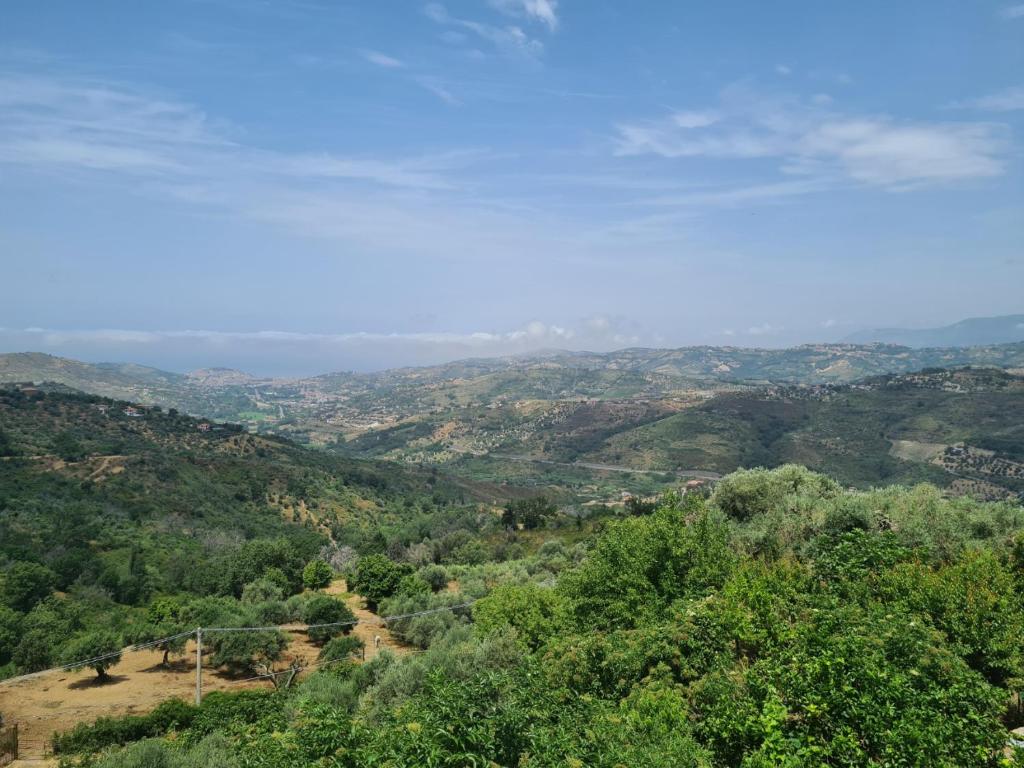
[489,0,559,31]
[0,71,570,262]
[998,3,1024,18]
[636,177,835,209]
[425,2,545,60]
[951,86,1024,112]
[414,75,461,105]
[0,73,484,188]
[614,84,1010,189]
[747,323,783,336]
[775,64,792,76]
[672,110,720,129]
[360,49,404,68]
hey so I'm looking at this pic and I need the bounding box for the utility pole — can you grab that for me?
[194,628,202,706]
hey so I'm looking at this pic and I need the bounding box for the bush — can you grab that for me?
[712,465,839,522]
[13,628,53,673]
[559,502,735,630]
[377,592,468,649]
[302,594,356,644]
[53,698,196,754]
[319,635,364,664]
[240,578,284,604]
[473,582,566,650]
[416,565,448,592]
[396,574,431,598]
[250,600,290,625]
[0,606,21,666]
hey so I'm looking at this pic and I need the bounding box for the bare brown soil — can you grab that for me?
[0,583,409,760]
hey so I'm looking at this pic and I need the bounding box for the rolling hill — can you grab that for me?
[335,367,1024,501]
[0,384,496,606]
[843,314,1024,348]
[3,341,1024,442]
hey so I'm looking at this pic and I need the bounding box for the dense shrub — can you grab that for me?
[208,629,287,675]
[53,698,197,754]
[1,561,56,612]
[319,635,364,664]
[301,594,356,644]
[416,564,448,592]
[558,499,735,630]
[350,555,413,609]
[712,464,839,522]
[473,582,566,650]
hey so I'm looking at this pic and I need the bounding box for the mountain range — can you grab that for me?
[842,314,1024,348]
[4,337,1024,503]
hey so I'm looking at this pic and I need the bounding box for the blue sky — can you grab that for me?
[1,0,1022,375]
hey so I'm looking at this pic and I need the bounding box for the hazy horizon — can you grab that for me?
[3,311,1024,377]
[3,1,1023,375]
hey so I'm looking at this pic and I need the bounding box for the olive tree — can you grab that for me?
[60,630,123,681]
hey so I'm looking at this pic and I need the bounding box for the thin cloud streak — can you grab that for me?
[615,84,1011,189]
[360,49,404,68]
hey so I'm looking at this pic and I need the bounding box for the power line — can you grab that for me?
[0,601,475,687]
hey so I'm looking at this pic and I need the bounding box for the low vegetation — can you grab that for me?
[31,465,1024,767]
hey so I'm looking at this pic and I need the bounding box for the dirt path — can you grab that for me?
[0,586,409,759]
[0,639,268,759]
[326,579,407,661]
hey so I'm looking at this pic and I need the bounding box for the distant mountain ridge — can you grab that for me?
[4,341,1024,447]
[843,314,1024,348]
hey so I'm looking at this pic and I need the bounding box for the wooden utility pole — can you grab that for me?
[194,628,202,706]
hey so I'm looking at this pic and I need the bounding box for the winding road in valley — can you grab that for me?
[487,453,721,479]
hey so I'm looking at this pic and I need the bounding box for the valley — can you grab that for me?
[5,346,1024,504]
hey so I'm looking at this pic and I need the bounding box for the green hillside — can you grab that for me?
[0,386,488,626]
[334,368,1024,501]
[4,343,1024,445]
[588,368,1024,497]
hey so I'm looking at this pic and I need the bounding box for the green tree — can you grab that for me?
[241,578,284,604]
[302,595,356,644]
[559,500,734,630]
[302,559,333,591]
[125,620,188,668]
[13,628,53,673]
[502,496,557,530]
[223,539,303,597]
[60,630,123,681]
[2,561,57,612]
[350,555,412,609]
[417,565,448,593]
[0,606,22,665]
[209,630,287,676]
[473,583,566,650]
[711,464,839,522]
[0,426,16,457]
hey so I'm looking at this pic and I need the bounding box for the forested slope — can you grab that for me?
[35,466,1024,766]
